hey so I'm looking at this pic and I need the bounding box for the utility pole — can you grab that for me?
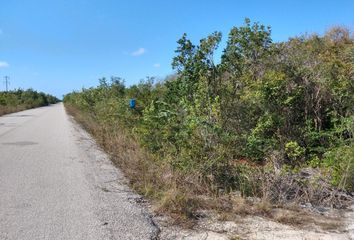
[4,76,10,92]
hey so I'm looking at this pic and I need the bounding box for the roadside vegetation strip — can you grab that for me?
[0,89,59,116]
[64,19,354,224]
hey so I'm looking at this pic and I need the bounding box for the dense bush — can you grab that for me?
[0,89,60,115]
[64,19,354,207]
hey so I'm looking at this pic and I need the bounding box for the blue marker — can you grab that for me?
[129,99,136,109]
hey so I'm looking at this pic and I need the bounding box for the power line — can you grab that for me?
[4,76,10,92]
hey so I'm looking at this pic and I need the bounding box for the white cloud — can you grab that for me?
[153,63,161,68]
[0,61,9,68]
[131,47,146,56]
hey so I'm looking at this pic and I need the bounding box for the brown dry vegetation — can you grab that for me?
[0,105,27,116]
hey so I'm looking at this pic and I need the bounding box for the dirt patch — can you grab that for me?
[155,207,352,240]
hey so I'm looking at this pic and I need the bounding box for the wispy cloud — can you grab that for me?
[153,63,161,68]
[0,61,9,68]
[131,47,146,56]
[0,29,3,35]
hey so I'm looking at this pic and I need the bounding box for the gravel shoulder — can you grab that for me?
[156,209,354,240]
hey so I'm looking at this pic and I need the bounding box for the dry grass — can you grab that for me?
[0,105,27,116]
[212,193,343,232]
[271,207,342,231]
[272,208,313,226]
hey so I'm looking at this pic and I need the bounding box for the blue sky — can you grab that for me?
[0,0,353,98]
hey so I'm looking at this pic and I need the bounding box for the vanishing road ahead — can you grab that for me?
[0,103,158,240]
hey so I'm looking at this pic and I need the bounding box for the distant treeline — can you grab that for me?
[0,89,60,116]
[64,19,354,214]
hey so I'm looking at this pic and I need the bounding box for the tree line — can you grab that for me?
[0,89,59,115]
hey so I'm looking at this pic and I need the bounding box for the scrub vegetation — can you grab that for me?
[64,19,354,220]
[0,89,59,116]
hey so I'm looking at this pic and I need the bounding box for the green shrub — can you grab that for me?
[323,145,354,191]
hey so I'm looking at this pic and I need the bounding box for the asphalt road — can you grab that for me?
[0,103,158,240]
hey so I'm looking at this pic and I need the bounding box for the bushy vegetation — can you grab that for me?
[0,89,59,115]
[64,19,354,213]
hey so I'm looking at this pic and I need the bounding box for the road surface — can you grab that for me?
[0,103,158,240]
